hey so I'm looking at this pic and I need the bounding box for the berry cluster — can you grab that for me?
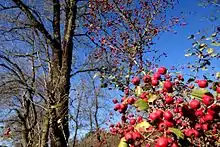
[110,67,220,147]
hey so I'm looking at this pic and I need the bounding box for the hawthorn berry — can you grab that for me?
[155,137,169,147]
[164,80,173,89]
[197,80,208,88]
[151,78,159,86]
[202,94,214,106]
[158,67,167,75]
[132,76,140,85]
[189,99,200,109]
[165,96,174,104]
[163,111,173,120]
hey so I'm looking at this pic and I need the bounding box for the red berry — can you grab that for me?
[149,112,160,121]
[195,124,202,130]
[216,86,220,93]
[155,109,163,118]
[140,92,148,99]
[132,131,142,140]
[189,99,200,109]
[197,80,208,88]
[132,76,140,85]
[143,74,151,83]
[137,116,143,123]
[127,97,135,105]
[195,109,204,117]
[153,72,161,80]
[130,119,136,125]
[163,111,173,120]
[155,137,169,147]
[151,78,159,86]
[165,96,174,104]
[164,80,173,89]
[124,132,134,142]
[158,67,167,75]
[202,94,214,106]
[114,104,120,111]
[204,113,214,122]
[158,122,167,131]
[112,98,118,104]
[171,142,179,147]
[184,129,194,137]
[202,123,209,131]
[164,120,174,127]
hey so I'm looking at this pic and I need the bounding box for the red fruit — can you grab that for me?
[197,80,208,88]
[149,112,159,121]
[137,116,143,123]
[127,97,135,105]
[112,98,118,104]
[114,104,121,111]
[158,67,167,75]
[216,86,220,93]
[158,122,167,131]
[204,113,214,122]
[132,131,142,140]
[124,132,134,142]
[143,75,151,83]
[164,80,173,89]
[192,129,199,137]
[164,120,174,127]
[121,97,126,102]
[155,137,169,147]
[132,76,140,85]
[140,92,148,99]
[202,94,214,106]
[195,109,204,117]
[155,109,163,118]
[195,124,202,130]
[171,142,179,147]
[151,78,159,86]
[184,129,194,137]
[163,111,173,120]
[153,72,161,80]
[165,96,174,104]
[189,99,200,109]
[130,119,136,125]
[202,124,209,131]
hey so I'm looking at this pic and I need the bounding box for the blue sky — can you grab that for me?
[152,0,219,74]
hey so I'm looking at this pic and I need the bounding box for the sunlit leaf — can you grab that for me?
[206,48,214,54]
[199,43,207,49]
[216,72,220,79]
[118,137,128,147]
[135,121,151,132]
[135,86,143,97]
[134,99,148,110]
[191,88,209,99]
[185,53,192,57]
[168,128,184,139]
[148,94,158,103]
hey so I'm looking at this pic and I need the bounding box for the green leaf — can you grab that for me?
[118,137,128,147]
[191,88,209,99]
[199,43,207,49]
[134,99,148,111]
[135,86,143,97]
[168,128,184,139]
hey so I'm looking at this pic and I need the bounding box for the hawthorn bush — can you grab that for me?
[110,67,219,147]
